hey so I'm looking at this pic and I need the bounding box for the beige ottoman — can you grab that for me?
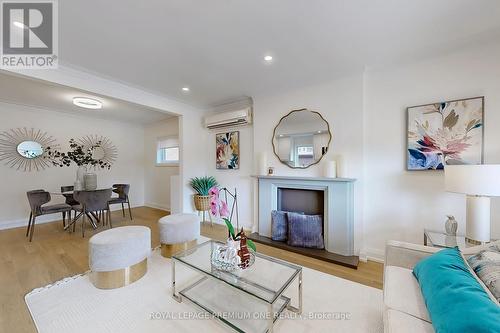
[158,213,200,257]
[89,226,151,289]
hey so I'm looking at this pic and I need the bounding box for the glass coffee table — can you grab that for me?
[172,240,302,333]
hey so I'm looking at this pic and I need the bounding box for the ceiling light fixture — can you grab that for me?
[182,87,190,92]
[264,55,273,62]
[73,97,103,109]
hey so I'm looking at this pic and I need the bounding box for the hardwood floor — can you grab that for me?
[0,206,383,333]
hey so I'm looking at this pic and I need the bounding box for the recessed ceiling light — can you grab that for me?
[264,55,273,62]
[317,130,322,134]
[13,21,25,29]
[182,87,190,92]
[73,97,103,109]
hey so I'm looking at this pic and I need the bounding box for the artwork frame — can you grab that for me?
[216,131,240,170]
[407,96,484,171]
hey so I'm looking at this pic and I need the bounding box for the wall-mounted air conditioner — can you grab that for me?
[204,107,253,129]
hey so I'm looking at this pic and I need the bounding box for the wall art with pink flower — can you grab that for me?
[407,96,484,170]
[216,131,239,170]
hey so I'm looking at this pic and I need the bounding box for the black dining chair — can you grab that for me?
[108,184,132,220]
[61,185,79,225]
[73,189,113,237]
[26,190,72,242]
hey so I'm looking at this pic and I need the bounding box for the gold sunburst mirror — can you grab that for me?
[0,128,60,171]
[78,135,118,168]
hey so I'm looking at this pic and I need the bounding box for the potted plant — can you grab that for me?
[189,176,218,211]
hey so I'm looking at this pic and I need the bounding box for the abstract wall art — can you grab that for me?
[216,131,239,169]
[407,96,484,170]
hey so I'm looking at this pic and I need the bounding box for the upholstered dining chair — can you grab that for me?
[26,190,72,242]
[61,185,79,224]
[108,184,132,220]
[73,189,113,237]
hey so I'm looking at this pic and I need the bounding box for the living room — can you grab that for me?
[0,1,499,332]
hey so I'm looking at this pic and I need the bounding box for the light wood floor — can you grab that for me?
[0,206,383,333]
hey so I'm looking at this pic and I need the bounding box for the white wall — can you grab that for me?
[363,41,500,259]
[144,117,179,211]
[0,102,145,228]
[252,74,365,253]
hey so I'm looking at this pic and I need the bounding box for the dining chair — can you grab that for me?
[61,185,79,225]
[108,184,132,220]
[26,190,72,242]
[73,189,113,237]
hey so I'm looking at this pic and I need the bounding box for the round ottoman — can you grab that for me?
[89,226,151,289]
[158,213,200,257]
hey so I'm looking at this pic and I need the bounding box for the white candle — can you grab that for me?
[333,154,344,178]
[257,152,268,175]
[324,160,337,178]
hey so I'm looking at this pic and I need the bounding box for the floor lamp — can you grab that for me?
[445,165,500,244]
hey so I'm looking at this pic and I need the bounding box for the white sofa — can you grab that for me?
[383,240,500,333]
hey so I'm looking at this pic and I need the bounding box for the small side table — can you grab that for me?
[424,229,496,249]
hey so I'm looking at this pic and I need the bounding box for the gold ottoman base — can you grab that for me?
[90,258,147,290]
[161,239,197,258]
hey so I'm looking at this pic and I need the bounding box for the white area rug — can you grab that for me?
[25,243,383,333]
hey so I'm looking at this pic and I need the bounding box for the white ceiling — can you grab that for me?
[0,72,174,124]
[55,0,500,107]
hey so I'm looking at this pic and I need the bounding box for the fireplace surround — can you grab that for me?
[251,175,357,267]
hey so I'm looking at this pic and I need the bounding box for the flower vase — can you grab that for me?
[76,166,87,190]
[84,173,97,190]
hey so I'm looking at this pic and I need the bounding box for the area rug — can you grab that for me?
[25,242,383,333]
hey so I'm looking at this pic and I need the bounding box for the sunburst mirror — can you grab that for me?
[78,135,118,168]
[0,128,60,171]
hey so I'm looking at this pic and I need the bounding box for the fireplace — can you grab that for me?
[250,175,358,268]
[277,188,324,215]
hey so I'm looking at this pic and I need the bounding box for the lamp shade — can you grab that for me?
[445,165,500,196]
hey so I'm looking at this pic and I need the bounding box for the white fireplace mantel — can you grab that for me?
[253,175,356,256]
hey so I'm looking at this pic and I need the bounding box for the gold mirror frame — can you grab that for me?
[272,108,332,169]
[0,128,60,171]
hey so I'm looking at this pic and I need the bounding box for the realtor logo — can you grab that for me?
[1,0,58,68]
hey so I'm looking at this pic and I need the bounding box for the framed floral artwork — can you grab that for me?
[216,131,239,169]
[407,96,484,170]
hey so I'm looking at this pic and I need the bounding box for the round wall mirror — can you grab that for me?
[17,141,44,159]
[272,109,332,168]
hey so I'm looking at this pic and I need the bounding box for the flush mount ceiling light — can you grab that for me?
[264,55,273,62]
[73,97,103,109]
[182,87,190,92]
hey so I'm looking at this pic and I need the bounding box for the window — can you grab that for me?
[156,137,179,165]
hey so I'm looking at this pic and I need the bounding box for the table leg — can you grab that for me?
[268,302,274,333]
[172,259,182,303]
[286,270,302,314]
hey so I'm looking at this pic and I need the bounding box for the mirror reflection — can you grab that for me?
[17,141,44,159]
[272,109,331,168]
[91,146,105,160]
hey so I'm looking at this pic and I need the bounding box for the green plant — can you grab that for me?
[189,176,218,196]
[223,219,256,252]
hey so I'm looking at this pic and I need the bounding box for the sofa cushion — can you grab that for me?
[271,210,288,241]
[467,244,500,302]
[384,309,434,333]
[384,266,431,322]
[413,247,500,333]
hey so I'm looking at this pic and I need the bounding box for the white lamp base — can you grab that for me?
[466,195,491,244]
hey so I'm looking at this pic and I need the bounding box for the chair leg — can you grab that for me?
[127,200,132,220]
[121,203,125,217]
[82,213,85,238]
[108,206,113,228]
[29,216,36,242]
[26,212,32,237]
[62,212,66,228]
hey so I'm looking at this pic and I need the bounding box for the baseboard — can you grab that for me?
[144,202,170,212]
[359,247,385,263]
[0,204,143,230]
